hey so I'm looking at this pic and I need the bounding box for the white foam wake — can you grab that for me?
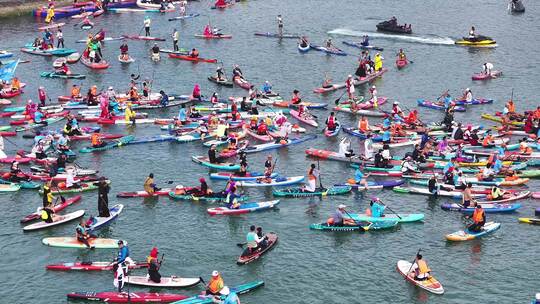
[328,28,455,45]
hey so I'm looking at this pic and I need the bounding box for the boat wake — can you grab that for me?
[328,28,455,45]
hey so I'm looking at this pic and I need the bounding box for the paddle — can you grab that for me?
[158,253,165,266]
[405,248,422,279]
[334,91,347,105]
[436,89,449,101]
[236,242,246,247]
[316,159,324,190]
[376,199,402,220]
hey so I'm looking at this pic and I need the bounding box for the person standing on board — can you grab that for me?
[277,15,283,36]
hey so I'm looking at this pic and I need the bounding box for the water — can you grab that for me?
[0,0,539,303]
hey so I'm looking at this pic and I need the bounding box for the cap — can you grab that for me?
[393,101,399,105]
[212,270,219,277]
[338,204,347,209]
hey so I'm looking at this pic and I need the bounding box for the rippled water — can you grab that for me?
[0,0,539,303]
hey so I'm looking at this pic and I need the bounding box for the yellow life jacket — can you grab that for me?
[417,259,431,275]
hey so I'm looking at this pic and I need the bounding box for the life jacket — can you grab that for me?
[41,209,50,220]
[257,123,267,135]
[91,133,101,146]
[208,276,224,294]
[472,208,485,223]
[11,79,20,90]
[38,88,46,101]
[359,119,368,132]
[506,101,515,113]
[291,95,300,104]
[482,135,492,147]
[71,87,80,97]
[416,260,430,275]
[327,116,335,129]
[491,187,503,199]
[307,168,316,181]
[129,89,138,100]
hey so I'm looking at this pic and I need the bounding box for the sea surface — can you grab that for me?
[0,0,539,303]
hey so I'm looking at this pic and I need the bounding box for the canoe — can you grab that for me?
[272,185,352,197]
[125,276,201,288]
[43,237,126,249]
[80,56,109,69]
[122,35,166,41]
[310,45,347,56]
[40,71,86,79]
[290,109,318,127]
[207,200,280,215]
[194,34,232,39]
[168,13,200,21]
[518,218,540,225]
[472,71,502,80]
[169,54,217,63]
[87,204,124,231]
[454,98,494,106]
[310,221,398,231]
[445,221,501,241]
[417,99,466,112]
[237,176,304,187]
[67,291,187,303]
[191,155,240,171]
[209,171,278,181]
[396,260,444,294]
[396,58,408,69]
[242,135,317,154]
[23,210,85,231]
[441,202,521,213]
[208,76,233,87]
[173,281,264,304]
[347,213,424,223]
[298,43,310,52]
[47,261,148,271]
[254,32,300,38]
[324,121,341,137]
[342,41,384,51]
[79,135,134,153]
[237,232,278,265]
[117,188,172,198]
[118,54,135,63]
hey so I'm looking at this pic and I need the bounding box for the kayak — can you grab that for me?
[191,155,240,171]
[43,237,126,249]
[172,281,264,304]
[254,32,300,38]
[242,135,317,154]
[79,135,134,153]
[194,34,232,39]
[233,77,251,90]
[445,221,501,241]
[342,41,384,51]
[117,188,172,198]
[324,121,341,137]
[310,45,347,56]
[347,213,424,223]
[23,210,85,231]
[455,36,497,47]
[209,171,278,181]
[472,71,502,80]
[441,202,521,213]
[244,125,273,142]
[313,68,388,93]
[168,13,200,21]
[237,232,278,265]
[376,21,412,34]
[237,176,304,187]
[417,99,466,112]
[87,204,124,231]
[396,58,408,69]
[208,76,233,87]
[80,56,110,69]
[290,109,318,127]
[298,43,310,52]
[272,185,352,197]
[118,54,135,63]
[396,260,444,294]
[47,261,148,271]
[122,35,165,41]
[207,200,280,215]
[21,196,82,224]
[169,54,217,63]
[40,71,86,79]
[125,276,201,288]
[310,221,398,231]
[518,218,540,225]
[67,291,187,303]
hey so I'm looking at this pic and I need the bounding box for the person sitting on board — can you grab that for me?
[41,205,55,224]
[65,168,81,189]
[408,254,431,281]
[374,149,387,168]
[208,144,225,164]
[338,137,353,157]
[325,112,338,132]
[225,186,241,209]
[401,156,419,174]
[302,163,318,192]
[291,89,302,105]
[261,81,273,95]
[360,35,370,47]
[327,204,356,226]
[215,66,226,81]
[151,43,160,60]
[147,247,162,283]
[75,218,95,248]
[468,26,476,39]
[324,37,334,50]
[397,48,406,60]
[204,270,226,296]
[482,62,493,75]
[299,36,309,48]
[490,185,506,201]
[480,163,495,181]
[321,74,333,88]
[189,48,199,58]
[351,166,369,190]
[468,204,486,232]
[256,121,268,135]
[90,130,106,149]
[192,83,202,101]
[368,197,386,217]
[256,226,268,249]
[119,41,129,60]
[237,155,248,177]
[245,225,265,254]
[232,64,244,80]
[144,173,161,195]
[519,137,533,155]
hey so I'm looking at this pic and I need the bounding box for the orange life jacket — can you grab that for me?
[482,135,492,147]
[359,119,369,132]
[327,115,335,128]
[11,78,20,90]
[472,208,485,223]
[506,101,515,113]
[208,276,224,294]
[91,133,102,146]
[71,87,80,97]
[129,88,139,99]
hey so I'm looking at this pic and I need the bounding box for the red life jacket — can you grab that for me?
[327,115,335,129]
